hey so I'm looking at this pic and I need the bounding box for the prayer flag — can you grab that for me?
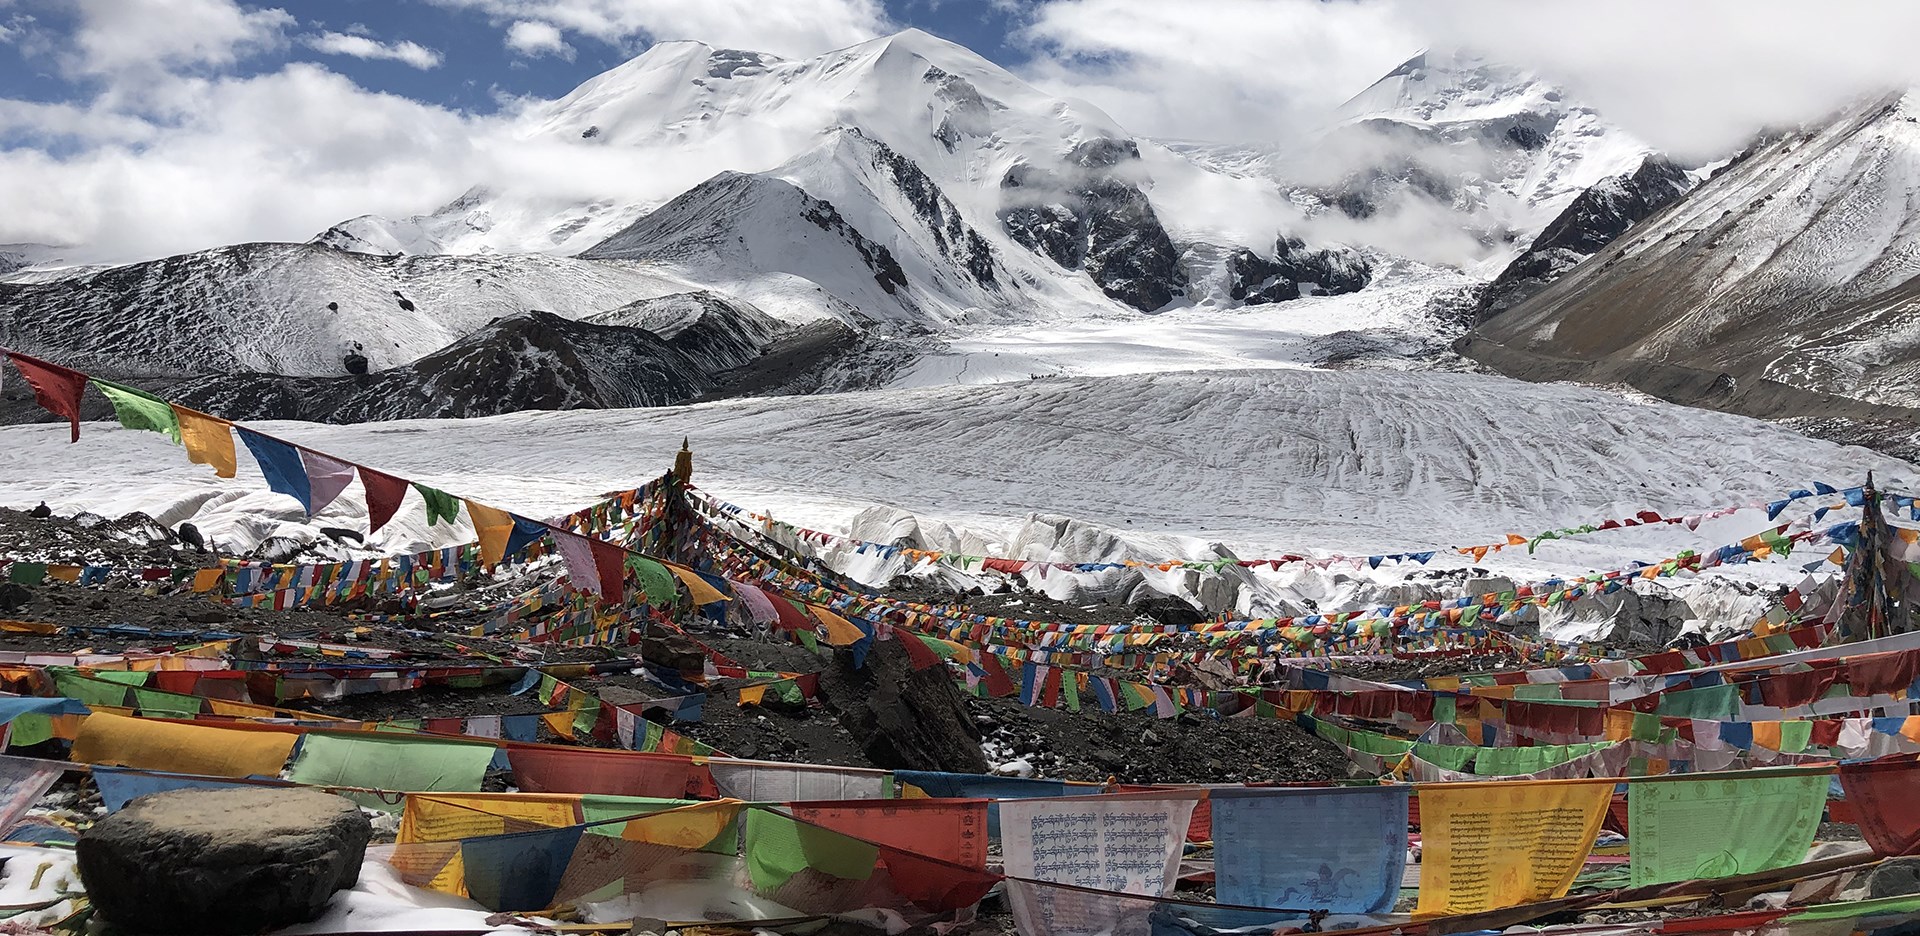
[71,712,296,778]
[286,732,494,812]
[414,484,460,527]
[1001,793,1200,935]
[360,466,409,534]
[745,807,877,892]
[1415,779,1611,916]
[5,351,86,442]
[460,824,584,912]
[236,428,311,512]
[467,500,515,567]
[1212,786,1409,913]
[172,406,236,478]
[1840,757,1920,856]
[92,379,180,442]
[300,451,356,515]
[1628,773,1827,885]
[709,761,888,801]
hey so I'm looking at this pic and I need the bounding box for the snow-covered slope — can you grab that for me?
[0,243,705,377]
[1464,91,1920,417]
[1,370,1906,585]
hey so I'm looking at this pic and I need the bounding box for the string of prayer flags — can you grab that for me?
[1839,757,1920,856]
[172,406,236,478]
[70,711,297,779]
[1414,779,1612,917]
[1210,786,1409,913]
[92,378,180,442]
[236,428,313,513]
[6,350,86,442]
[1628,772,1828,885]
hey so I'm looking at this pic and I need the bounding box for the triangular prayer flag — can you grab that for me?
[172,405,236,478]
[300,451,356,516]
[6,351,87,442]
[466,500,515,567]
[503,515,547,559]
[669,564,729,604]
[91,378,180,442]
[359,467,409,534]
[236,428,311,511]
[413,484,460,527]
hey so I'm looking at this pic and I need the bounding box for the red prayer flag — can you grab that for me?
[6,351,87,442]
[790,799,995,911]
[359,467,410,534]
[897,633,943,671]
[1839,757,1920,856]
[507,747,697,799]
[589,537,626,606]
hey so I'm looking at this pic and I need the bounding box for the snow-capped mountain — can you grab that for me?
[166,294,786,423]
[1462,91,1920,421]
[3,32,1693,428]
[0,243,704,377]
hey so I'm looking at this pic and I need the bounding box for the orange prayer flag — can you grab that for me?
[171,405,237,479]
[737,685,767,707]
[540,710,575,739]
[668,565,729,604]
[465,501,515,568]
[191,568,224,593]
[71,711,295,777]
[47,566,80,584]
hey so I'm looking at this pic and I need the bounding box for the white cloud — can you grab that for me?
[503,20,572,61]
[1016,0,1920,159]
[0,64,492,260]
[304,31,444,70]
[431,0,889,59]
[68,0,292,76]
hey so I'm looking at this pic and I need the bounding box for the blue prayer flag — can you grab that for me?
[1211,786,1409,913]
[237,429,311,512]
[460,825,583,911]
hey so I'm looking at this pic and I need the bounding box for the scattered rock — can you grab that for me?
[77,788,371,935]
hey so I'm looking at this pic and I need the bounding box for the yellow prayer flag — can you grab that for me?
[738,685,767,707]
[620,800,742,849]
[0,620,58,634]
[1752,721,1783,751]
[48,566,80,584]
[398,792,582,844]
[172,405,237,479]
[668,565,729,604]
[191,568,224,593]
[1415,780,1612,917]
[71,711,296,778]
[207,699,281,719]
[807,604,867,646]
[540,710,575,739]
[465,500,515,568]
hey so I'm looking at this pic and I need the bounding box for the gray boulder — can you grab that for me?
[77,787,371,935]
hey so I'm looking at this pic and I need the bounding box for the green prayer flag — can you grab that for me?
[85,670,151,687]
[7,562,46,585]
[414,484,461,527]
[1655,683,1739,721]
[625,556,678,605]
[796,629,818,652]
[1433,695,1456,724]
[1778,720,1813,754]
[53,672,130,708]
[92,378,181,443]
[132,687,200,718]
[1062,673,1081,713]
[744,809,877,892]
[9,714,52,747]
[573,703,600,738]
[285,733,495,812]
[1627,773,1826,886]
[642,720,664,752]
[1413,742,1475,771]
